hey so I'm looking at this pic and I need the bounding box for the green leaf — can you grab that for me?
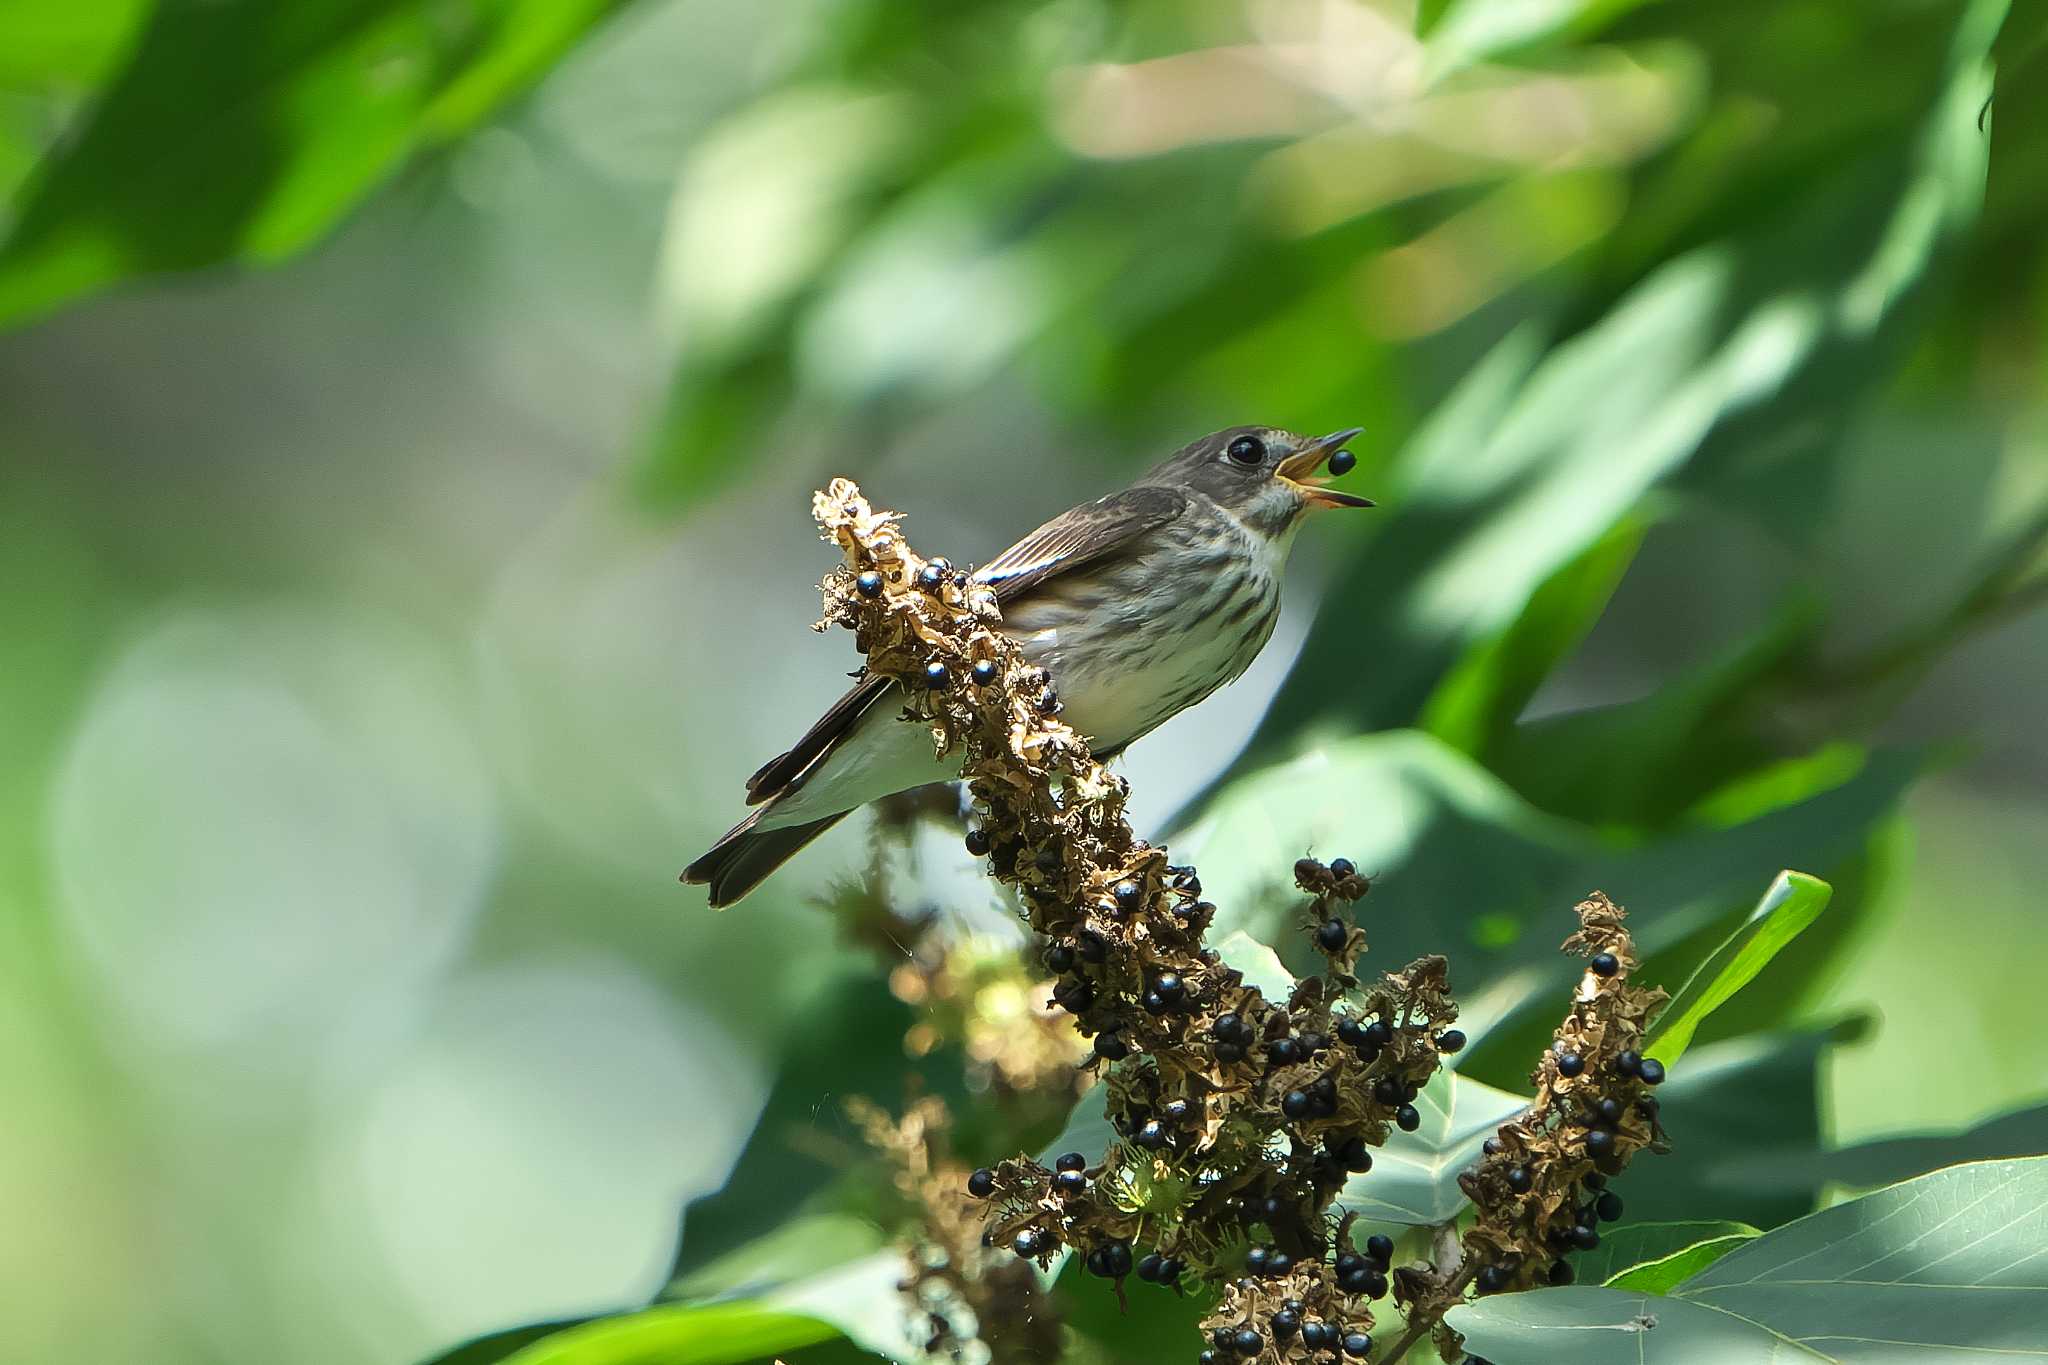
[1037,1084,1116,1169]
[1211,928,1299,1005]
[420,1320,600,1365]
[1449,1155,2048,1362]
[1421,515,1646,760]
[1719,1097,2048,1197]
[1642,870,1832,1065]
[0,0,623,328]
[1336,1069,1531,1225]
[493,1303,839,1365]
[1571,1221,1759,1293]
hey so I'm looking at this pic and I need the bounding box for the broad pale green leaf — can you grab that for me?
[1572,1221,1759,1293]
[0,0,623,327]
[1037,1084,1116,1168]
[1643,871,1832,1065]
[1450,1155,2048,1362]
[1211,928,1299,1005]
[494,1303,839,1365]
[1335,1069,1530,1225]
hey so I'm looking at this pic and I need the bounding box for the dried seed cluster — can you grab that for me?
[851,1097,1064,1364]
[814,482,1468,1360]
[1420,893,1671,1353]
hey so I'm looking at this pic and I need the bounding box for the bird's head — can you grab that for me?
[1149,425,1373,539]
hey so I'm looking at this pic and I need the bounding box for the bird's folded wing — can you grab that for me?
[974,484,1188,602]
[744,483,1189,805]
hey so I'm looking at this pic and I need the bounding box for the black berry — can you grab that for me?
[1043,943,1075,974]
[1556,1050,1585,1078]
[1363,1020,1393,1047]
[1111,879,1141,910]
[1301,1322,1332,1349]
[1316,919,1349,952]
[1245,1247,1270,1275]
[1267,1252,1293,1277]
[1055,1168,1086,1194]
[967,1167,995,1198]
[1615,1049,1643,1077]
[1396,1103,1421,1132]
[917,563,946,590]
[1328,449,1357,478]
[1092,1031,1128,1060]
[1271,1310,1299,1338]
[1159,1257,1184,1284]
[1549,1259,1575,1285]
[1638,1057,1666,1085]
[1055,1151,1086,1172]
[1366,1234,1394,1261]
[1152,971,1184,1003]
[1135,1119,1168,1150]
[1506,1166,1532,1193]
[923,660,949,688]
[1585,1129,1614,1157]
[1234,1328,1263,1356]
[970,658,998,686]
[1436,1028,1467,1053]
[1163,1099,1192,1125]
[854,570,883,598]
[1476,1264,1508,1294]
[1570,1223,1600,1251]
[1336,1017,1367,1048]
[1215,1041,1244,1063]
[1267,1038,1301,1066]
[1597,1191,1624,1222]
[1590,951,1619,977]
[1013,1229,1041,1257]
[1342,1331,1373,1358]
[1104,1241,1132,1277]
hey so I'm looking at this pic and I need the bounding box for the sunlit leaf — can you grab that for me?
[1571,1221,1759,1293]
[1643,870,1832,1065]
[0,0,623,327]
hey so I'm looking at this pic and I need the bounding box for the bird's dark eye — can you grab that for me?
[1226,435,1265,465]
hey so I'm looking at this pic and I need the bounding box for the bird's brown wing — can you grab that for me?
[741,485,1189,805]
[975,484,1189,602]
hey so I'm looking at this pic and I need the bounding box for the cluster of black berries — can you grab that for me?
[1453,893,1672,1303]
[1293,857,1372,961]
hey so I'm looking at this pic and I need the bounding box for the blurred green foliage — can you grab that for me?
[3,0,2047,1361]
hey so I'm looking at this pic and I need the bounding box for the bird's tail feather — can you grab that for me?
[681,809,847,907]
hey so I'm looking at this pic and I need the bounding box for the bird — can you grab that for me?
[683,425,1373,905]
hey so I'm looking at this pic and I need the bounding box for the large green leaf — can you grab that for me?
[0,0,622,327]
[1449,1155,2048,1361]
[1336,1068,1531,1226]
[1643,870,1832,1065]
[1572,1221,1760,1294]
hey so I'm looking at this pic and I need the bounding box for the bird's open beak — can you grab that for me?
[1275,427,1374,509]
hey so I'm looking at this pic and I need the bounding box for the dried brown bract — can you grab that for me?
[813,483,1480,1363]
[851,1097,1064,1364]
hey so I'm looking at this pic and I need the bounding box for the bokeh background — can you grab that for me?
[3,0,2046,1361]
